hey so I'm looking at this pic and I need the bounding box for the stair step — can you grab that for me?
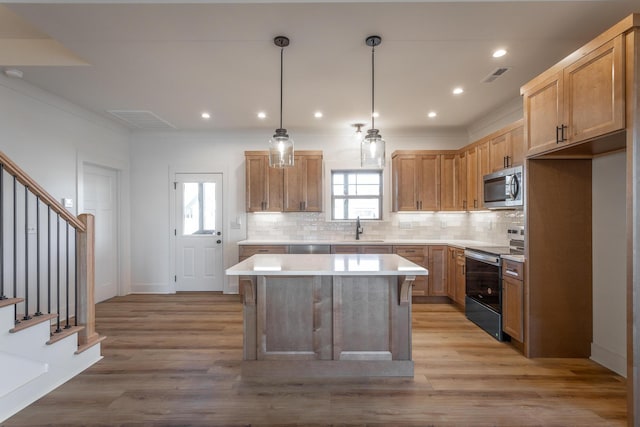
[47,325,85,345]
[75,334,106,355]
[0,298,24,309]
[0,351,48,398]
[9,313,57,333]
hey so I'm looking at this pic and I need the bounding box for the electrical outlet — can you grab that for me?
[27,226,36,234]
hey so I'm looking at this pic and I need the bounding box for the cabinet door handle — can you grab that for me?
[506,156,511,168]
[463,200,467,210]
[505,269,520,277]
[561,124,568,142]
[416,201,420,210]
[473,199,478,209]
[503,156,507,169]
[556,126,561,143]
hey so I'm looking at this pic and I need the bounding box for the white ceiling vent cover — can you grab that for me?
[482,67,511,83]
[107,110,176,130]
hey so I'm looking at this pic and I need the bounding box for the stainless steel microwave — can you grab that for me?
[483,165,524,209]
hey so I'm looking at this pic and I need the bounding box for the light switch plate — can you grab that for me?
[63,198,73,208]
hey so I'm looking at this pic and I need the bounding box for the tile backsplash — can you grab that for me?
[247,210,524,245]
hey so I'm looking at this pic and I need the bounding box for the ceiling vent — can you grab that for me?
[482,67,511,83]
[107,110,176,130]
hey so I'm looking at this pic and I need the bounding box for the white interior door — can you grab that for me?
[82,164,118,302]
[175,173,223,291]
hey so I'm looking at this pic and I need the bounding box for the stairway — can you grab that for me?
[0,298,103,422]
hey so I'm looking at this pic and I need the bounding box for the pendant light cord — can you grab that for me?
[371,44,375,130]
[280,46,284,130]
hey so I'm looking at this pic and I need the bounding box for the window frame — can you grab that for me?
[330,169,383,221]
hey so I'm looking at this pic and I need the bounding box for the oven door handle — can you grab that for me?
[464,250,501,266]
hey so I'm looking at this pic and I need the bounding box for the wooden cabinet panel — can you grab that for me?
[477,141,490,210]
[564,36,625,144]
[524,35,624,158]
[455,249,465,307]
[510,124,525,167]
[284,153,323,212]
[246,155,284,212]
[502,259,524,342]
[392,155,419,211]
[465,146,479,211]
[331,245,392,254]
[392,152,440,211]
[440,154,456,211]
[490,133,510,172]
[446,247,456,299]
[524,72,563,157]
[428,246,447,296]
[394,246,428,296]
[455,151,467,211]
[246,151,322,213]
[418,155,440,211]
[239,245,289,260]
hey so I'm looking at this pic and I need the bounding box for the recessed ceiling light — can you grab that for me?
[428,111,437,118]
[452,87,464,95]
[257,112,267,119]
[372,112,380,118]
[201,112,211,119]
[314,111,323,118]
[492,49,507,58]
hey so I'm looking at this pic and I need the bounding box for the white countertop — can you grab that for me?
[238,239,492,249]
[226,253,429,276]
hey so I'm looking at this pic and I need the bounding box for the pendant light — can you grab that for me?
[268,36,294,168]
[361,35,385,169]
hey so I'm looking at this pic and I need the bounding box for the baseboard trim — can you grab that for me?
[590,342,626,377]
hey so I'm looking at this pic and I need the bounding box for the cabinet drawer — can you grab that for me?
[239,245,289,258]
[393,246,427,257]
[502,259,524,280]
[362,245,393,254]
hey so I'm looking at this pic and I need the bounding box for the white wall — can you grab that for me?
[128,128,471,293]
[0,74,132,296]
[592,151,626,376]
[467,96,523,143]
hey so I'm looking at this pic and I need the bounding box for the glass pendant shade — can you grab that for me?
[361,128,385,168]
[269,128,294,168]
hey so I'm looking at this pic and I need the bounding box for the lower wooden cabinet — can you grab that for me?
[502,259,524,342]
[427,246,447,296]
[447,247,466,307]
[393,246,429,296]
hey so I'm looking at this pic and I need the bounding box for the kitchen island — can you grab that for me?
[225,253,428,377]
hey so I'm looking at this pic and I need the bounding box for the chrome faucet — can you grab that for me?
[355,216,363,240]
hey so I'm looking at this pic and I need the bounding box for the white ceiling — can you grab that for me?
[2,1,638,134]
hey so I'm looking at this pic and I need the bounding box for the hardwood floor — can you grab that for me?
[4,293,626,426]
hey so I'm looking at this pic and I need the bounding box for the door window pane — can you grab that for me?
[182,182,216,235]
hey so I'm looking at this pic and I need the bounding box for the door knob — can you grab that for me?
[216,240,222,244]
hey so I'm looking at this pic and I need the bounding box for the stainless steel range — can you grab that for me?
[464,228,524,341]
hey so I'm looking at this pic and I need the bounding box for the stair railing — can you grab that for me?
[0,150,97,347]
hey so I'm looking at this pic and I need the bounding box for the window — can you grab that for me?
[331,170,382,220]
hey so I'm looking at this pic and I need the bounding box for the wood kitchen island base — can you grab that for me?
[226,254,428,378]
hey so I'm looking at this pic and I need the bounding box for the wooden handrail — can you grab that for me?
[0,150,85,231]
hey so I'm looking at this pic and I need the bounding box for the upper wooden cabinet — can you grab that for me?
[284,152,323,212]
[465,145,480,211]
[245,153,284,212]
[245,151,322,213]
[392,152,440,211]
[523,35,625,157]
[489,121,525,172]
[441,152,467,211]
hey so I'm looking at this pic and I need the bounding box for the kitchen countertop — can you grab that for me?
[238,239,494,249]
[226,253,429,276]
